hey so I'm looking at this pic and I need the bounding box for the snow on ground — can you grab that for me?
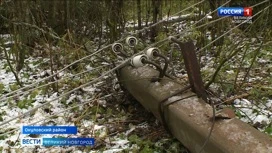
[0,61,16,90]
[233,99,272,132]
[0,39,144,152]
[1,31,271,153]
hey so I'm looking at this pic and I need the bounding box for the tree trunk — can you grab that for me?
[137,0,142,38]
[150,0,161,43]
[105,0,123,43]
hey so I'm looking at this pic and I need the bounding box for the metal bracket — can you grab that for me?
[170,37,207,102]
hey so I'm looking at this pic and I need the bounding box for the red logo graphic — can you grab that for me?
[244,7,252,16]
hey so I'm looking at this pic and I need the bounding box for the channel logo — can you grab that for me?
[21,138,42,146]
[218,7,252,17]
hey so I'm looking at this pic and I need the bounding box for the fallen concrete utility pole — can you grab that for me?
[119,66,272,153]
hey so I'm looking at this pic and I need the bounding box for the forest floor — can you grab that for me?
[0,35,188,152]
[0,30,271,153]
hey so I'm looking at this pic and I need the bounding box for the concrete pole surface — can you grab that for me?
[119,65,272,153]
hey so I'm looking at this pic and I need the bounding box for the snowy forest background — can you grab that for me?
[0,0,272,152]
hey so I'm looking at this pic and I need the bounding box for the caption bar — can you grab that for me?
[22,126,77,134]
[21,138,95,146]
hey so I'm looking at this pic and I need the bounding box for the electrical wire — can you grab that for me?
[0,59,130,127]
[0,64,111,104]
[0,1,207,101]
